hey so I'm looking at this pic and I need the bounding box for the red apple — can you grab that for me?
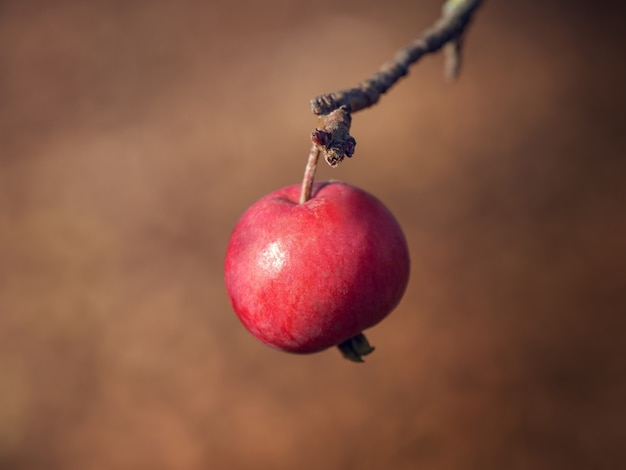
[224,181,410,361]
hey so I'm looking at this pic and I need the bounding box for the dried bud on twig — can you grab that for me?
[310,105,356,167]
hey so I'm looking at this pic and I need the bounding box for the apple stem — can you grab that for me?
[299,144,321,204]
[337,333,375,363]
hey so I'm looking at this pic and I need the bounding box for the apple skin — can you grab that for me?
[224,181,410,354]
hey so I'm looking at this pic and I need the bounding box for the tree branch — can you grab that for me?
[308,0,483,168]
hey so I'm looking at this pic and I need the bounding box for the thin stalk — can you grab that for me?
[299,144,321,204]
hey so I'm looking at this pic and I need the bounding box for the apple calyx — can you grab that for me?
[337,333,375,363]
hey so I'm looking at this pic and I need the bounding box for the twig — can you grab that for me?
[307,0,483,169]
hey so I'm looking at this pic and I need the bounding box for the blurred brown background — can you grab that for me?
[1,1,625,469]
